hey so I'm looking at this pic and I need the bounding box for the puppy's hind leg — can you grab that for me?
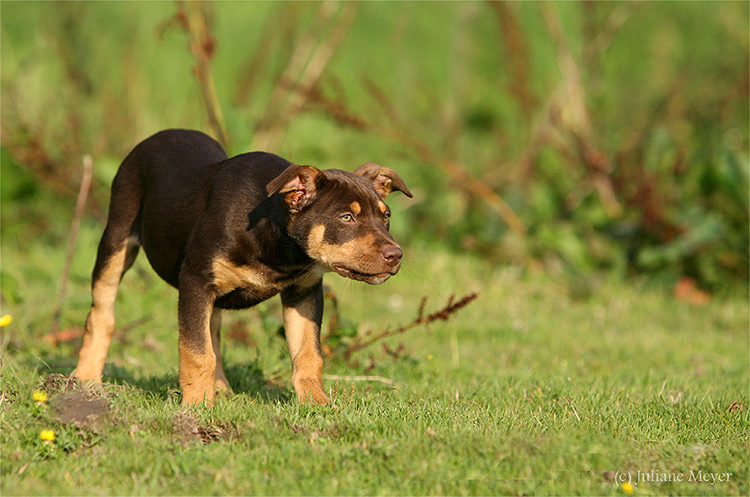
[74,165,141,383]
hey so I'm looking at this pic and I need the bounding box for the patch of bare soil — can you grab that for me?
[52,393,111,432]
[41,374,112,432]
[172,410,238,446]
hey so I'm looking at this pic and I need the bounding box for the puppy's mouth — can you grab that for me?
[331,264,396,285]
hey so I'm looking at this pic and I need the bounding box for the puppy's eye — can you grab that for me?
[340,213,355,223]
[384,211,391,219]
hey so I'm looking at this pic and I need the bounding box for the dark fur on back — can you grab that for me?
[74,129,412,406]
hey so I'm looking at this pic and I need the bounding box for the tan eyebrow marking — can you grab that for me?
[349,201,361,215]
[377,201,387,214]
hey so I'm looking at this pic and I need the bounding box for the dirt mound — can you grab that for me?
[51,392,111,432]
[39,374,112,433]
[172,410,237,446]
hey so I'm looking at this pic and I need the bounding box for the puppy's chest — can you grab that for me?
[210,257,322,309]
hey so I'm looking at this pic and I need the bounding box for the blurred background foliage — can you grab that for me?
[1,1,748,295]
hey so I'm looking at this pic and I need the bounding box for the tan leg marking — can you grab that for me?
[73,242,130,382]
[210,308,233,395]
[178,288,216,407]
[179,340,216,406]
[283,299,329,405]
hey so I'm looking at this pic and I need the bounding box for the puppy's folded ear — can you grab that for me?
[266,165,323,212]
[354,162,413,199]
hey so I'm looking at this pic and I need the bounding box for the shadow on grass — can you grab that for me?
[26,353,291,404]
[224,360,292,404]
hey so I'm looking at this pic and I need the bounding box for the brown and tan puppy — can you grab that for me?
[73,129,411,406]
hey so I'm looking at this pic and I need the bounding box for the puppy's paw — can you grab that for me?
[180,385,215,407]
[293,377,330,405]
[71,367,103,384]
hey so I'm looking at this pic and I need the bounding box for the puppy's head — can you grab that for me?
[266,163,412,284]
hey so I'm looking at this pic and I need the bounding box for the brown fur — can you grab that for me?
[72,129,411,406]
[74,239,133,382]
[283,297,328,404]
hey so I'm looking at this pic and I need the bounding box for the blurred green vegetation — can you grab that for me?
[1,1,748,293]
[1,5,748,494]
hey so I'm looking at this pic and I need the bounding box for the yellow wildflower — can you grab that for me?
[40,429,56,442]
[33,391,48,403]
[622,481,634,496]
[427,354,434,360]
[0,314,12,327]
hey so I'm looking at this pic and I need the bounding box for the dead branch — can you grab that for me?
[262,2,339,119]
[362,76,401,127]
[508,3,636,222]
[590,3,640,58]
[50,155,93,336]
[252,1,357,151]
[323,374,395,386]
[303,85,528,236]
[232,4,291,107]
[0,126,77,199]
[174,1,230,149]
[0,83,98,208]
[342,292,479,359]
[536,3,623,218]
[488,1,537,114]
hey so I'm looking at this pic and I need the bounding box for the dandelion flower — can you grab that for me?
[622,481,634,496]
[33,391,48,403]
[0,314,12,327]
[427,354,434,360]
[40,429,55,442]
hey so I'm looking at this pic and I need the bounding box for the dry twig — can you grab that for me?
[342,292,479,359]
[488,1,537,114]
[303,85,528,236]
[50,155,93,335]
[323,374,395,386]
[252,1,357,151]
[528,3,623,218]
[506,3,637,222]
[173,1,230,149]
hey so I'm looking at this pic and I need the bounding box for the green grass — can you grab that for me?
[1,208,748,495]
[0,3,747,494]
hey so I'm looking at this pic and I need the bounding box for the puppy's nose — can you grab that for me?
[381,244,402,266]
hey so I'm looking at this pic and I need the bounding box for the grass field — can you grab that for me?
[1,207,747,495]
[0,3,748,494]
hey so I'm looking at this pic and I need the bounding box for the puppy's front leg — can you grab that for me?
[178,269,216,407]
[281,281,330,405]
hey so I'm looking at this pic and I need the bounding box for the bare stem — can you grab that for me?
[323,374,395,386]
[175,0,230,149]
[252,1,356,151]
[303,85,528,236]
[343,292,479,359]
[50,155,93,335]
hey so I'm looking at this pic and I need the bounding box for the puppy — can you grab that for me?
[73,129,411,405]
